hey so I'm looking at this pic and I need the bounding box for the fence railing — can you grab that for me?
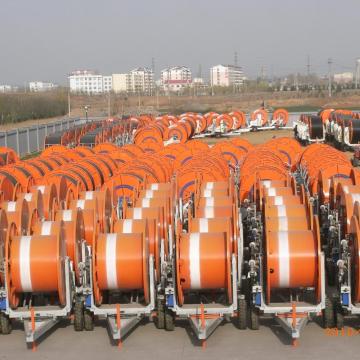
[0,117,98,157]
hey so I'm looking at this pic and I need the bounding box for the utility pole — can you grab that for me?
[307,55,311,77]
[328,58,333,97]
[151,57,155,97]
[307,55,311,88]
[107,91,111,118]
[260,65,266,81]
[355,58,360,89]
[233,52,239,94]
[68,91,71,117]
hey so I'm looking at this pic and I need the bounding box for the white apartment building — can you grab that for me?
[128,67,154,95]
[333,72,354,84]
[69,68,154,95]
[0,85,13,93]
[210,64,244,87]
[112,68,154,95]
[69,70,103,94]
[161,66,192,93]
[29,81,57,92]
[112,73,130,93]
[102,75,113,93]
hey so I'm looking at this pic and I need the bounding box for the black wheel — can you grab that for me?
[249,308,259,330]
[155,303,165,329]
[322,296,335,328]
[336,303,344,330]
[352,157,360,167]
[165,310,175,331]
[0,313,12,335]
[84,310,94,331]
[74,300,84,331]
[237,297,247,329]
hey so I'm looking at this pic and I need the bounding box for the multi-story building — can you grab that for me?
[0,85,13,93]
[112,73,130,93]
[128,67,154,95]
[161,66,192,93]
[69,70,103,94]
[102,76,113,93]
[69,68,154,95]
[333,72,354,84]
[29,81,57,92]
[210,64,244,87]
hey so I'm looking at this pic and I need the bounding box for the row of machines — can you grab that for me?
[1,140,360,350]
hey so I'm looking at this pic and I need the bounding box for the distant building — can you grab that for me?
[69,70,103,94]
[69,68,154,95]
[102,75,113,93]
[333,72,354,84]
[128,67,154,95]
[0,85,13,93]
[112,73,130,93]
[161,66,192,93]
[210,64,244,87]
[192,77,205,85]
[29,81,57,92]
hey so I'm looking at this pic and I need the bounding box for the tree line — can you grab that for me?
[0,91,67,124]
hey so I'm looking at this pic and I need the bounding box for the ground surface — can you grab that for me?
[0,318,359,360]
[202,128,294,146]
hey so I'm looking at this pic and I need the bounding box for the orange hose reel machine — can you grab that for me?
[5,221,66,309]
[1,198,32,236]
[30,184,58,220]
[92,232,150,306]
[78,189,113,233]
[349,202,360,303]
[114,218,160,277]
[176,231,232,306]
[0,209,8,286]
[262,182,322,304]
[69,198,98,247]
[55,209,85,282]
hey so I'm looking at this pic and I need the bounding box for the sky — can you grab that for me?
[0,0,359,85]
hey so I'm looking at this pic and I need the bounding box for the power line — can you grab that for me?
[307,55,311,77]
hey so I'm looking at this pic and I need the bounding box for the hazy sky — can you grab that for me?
[0,0,359,85]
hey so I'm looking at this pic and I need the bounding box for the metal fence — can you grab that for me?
[0,118,91,157]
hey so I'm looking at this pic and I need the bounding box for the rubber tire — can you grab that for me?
[322,297,335,329]
[237,298,247,330]
[155,305,165,329]
[84,310,94,331]
[0,313,12,335]
[165,310,175,331]
[250,308,259,330]
[74,301,84,331]
[336,304,344,330]
[352,158,360,167]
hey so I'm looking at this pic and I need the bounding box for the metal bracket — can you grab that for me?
[107,316,142,341]
[275,315,309,339]
[5,258,73,344]
[189,316,224,340]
